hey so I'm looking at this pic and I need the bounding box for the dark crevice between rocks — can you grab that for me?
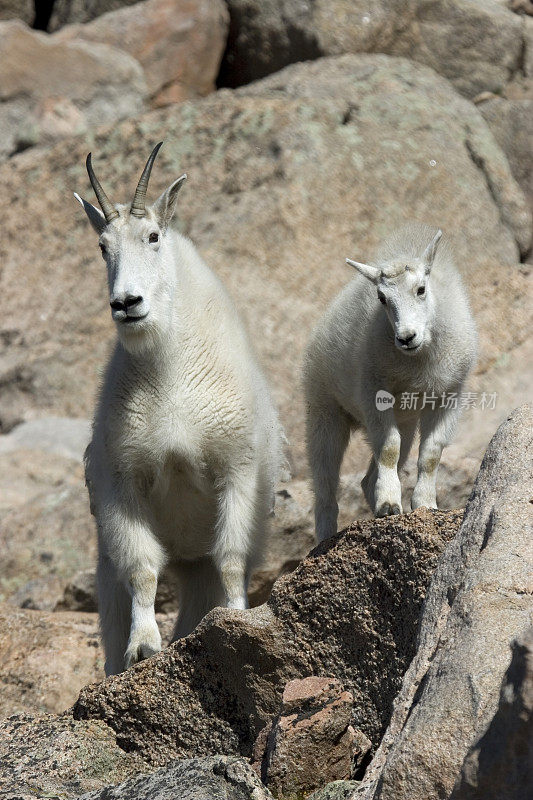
[480,507,496,552]
[353,743,373,781]
[216,4,322,89]
[32,0,55,31]
[464,133,530,263]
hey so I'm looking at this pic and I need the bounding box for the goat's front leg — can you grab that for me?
[99,497,165,672]
[212,466,259,610]
[365,406,402,517]
[124,562,161,669]
[412,402,459,510]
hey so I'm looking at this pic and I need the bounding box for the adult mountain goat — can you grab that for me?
[304,224,477,541]
[75,143,283,675]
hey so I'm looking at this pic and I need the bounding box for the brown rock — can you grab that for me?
[0,450,95,606]
[56,0,229,107]
[55,569,98,613]
[0,604,104,718]
[0,55,530,479]
[355,405,533,800]
[48,0,137,31]
[253,677,371,797]
[70,509,459,767]
[0,19,146,160]
[450,626,533,800]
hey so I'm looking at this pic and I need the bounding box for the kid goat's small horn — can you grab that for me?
[86,153,119,223]
[422,229,443,266]
[130,141,164,218]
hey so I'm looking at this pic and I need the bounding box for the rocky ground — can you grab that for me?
[0,1,532,798]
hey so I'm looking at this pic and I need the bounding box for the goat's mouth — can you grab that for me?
[119,313,149,325]
[396,340,421,354]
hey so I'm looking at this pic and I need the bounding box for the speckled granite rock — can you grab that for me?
[355,404,533,800]
[77,756,274,800]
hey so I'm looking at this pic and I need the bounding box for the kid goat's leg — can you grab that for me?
[307,402,351,542]
[412,403,460,510]
[365,405,402,517]
[98,496,166,672]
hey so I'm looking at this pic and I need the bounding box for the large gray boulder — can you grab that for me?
[354,404,533,800]
[219,0,528,99]
[450,625,533,800]
[0,54,530,478]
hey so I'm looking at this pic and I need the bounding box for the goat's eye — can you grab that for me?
[378,293,386,305]
[149,232,159,244]
[99,243,107,257]
[417,285,426,297]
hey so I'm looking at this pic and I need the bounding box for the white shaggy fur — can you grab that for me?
[304,224,477,541]
[77,152,283,675]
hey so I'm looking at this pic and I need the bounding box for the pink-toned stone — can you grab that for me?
[0,19,146,160]
[57,0,229,107]
[253,677,371,797]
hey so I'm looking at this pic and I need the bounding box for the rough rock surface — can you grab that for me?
[219,0,528,99]
[450,625,533,800]
[253,677,370,796]
[309,783,362,800]
[0,713,146,799]
[0,509,460,795]
[71,509,460,766]
[56,0,229,107]
[0,54,530,478]
[0,606,178,720]
[354,404,533,800]
[0,449,94,605]
[0,20,146,161]
[478,89,533,213]
[78,756,274,800]
[0,604,104,718]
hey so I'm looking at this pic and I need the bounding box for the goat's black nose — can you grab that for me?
[124,295,143,310]
[397,332,416,346]
[110,294,143,312]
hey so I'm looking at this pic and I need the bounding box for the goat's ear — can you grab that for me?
[152,174,187,231]
[346,258,380,284]
[422,229,442,273]
[74,193,106,235]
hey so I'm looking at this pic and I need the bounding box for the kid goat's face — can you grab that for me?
[377,261,432,354]
[346,228,442,356]
[74,142,186,352]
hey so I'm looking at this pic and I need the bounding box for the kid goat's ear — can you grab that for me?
[74,192,107,235]
[346,258,380,284]
[422,229,443,273]
[152,174,187,231]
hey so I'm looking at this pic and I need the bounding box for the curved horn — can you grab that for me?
[86,153,119,224]
[130,142,164,218]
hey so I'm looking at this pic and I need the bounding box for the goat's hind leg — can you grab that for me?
[97,551,131,677]
[307,402,351,542]
[412,404,459,510]
[171,558,226,641]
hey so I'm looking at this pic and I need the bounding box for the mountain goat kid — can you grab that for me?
[75,143,283,675]
[304,225,477,541]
